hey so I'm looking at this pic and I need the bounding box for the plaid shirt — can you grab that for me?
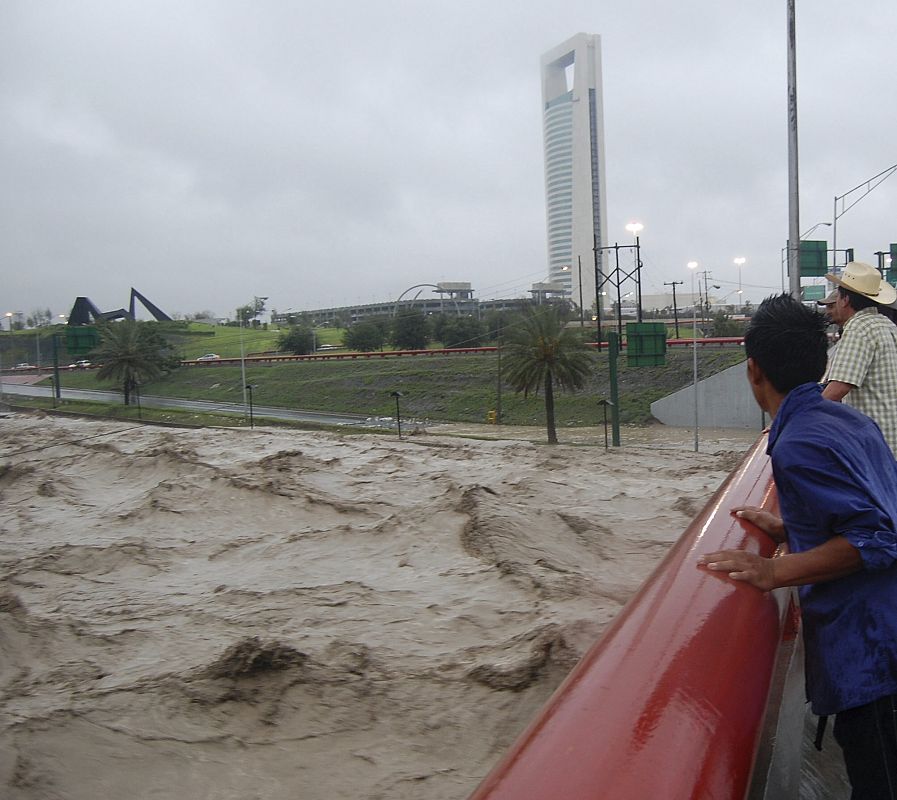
[826,307,897,457]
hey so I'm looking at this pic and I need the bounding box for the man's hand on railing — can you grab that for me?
[731,506,786,543]
[700,550,778,592]
[697,506,787,591]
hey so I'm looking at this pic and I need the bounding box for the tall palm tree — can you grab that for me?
[92,321,169,405]
[502,304,593,444]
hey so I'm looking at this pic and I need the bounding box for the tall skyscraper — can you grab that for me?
[540,34,608,314]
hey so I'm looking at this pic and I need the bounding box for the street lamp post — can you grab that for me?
[245,384,255,428]
[51,332,61,404]
[802,222,831,239]
[239,313,248,419]
[832,164,897,269]
[625,222,644,323]
[733,257,745,302]
[577,257,584,327]
[391,391,404,439]
[687,261,699,453]
[782,223,833,290]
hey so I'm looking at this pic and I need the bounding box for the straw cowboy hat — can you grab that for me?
[825,261,897,306]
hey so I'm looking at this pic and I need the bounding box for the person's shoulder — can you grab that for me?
[772,407,831,456]
[855,308,893,328]
[771,433,836,478]
[775,397,874,454]
[858,312,897,348]
[868,311,897,334]
[844,309,877,329]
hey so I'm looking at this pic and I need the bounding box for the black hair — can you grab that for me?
[838,286,879,312]
[743,294,829,394]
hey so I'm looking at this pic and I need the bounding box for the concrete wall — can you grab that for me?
[650,357,767,430]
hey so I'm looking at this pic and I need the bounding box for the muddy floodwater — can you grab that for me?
[5,412,842,799]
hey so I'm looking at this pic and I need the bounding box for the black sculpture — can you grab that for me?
[67,288,172,325]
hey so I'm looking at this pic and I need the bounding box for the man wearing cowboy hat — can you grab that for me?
[822,261,897,457]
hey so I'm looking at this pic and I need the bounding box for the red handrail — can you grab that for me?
[469,436,788,800]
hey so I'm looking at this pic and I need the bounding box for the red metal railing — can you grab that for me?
[469,435,795,800]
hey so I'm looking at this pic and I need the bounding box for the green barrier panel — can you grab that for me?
[626,322,666,366]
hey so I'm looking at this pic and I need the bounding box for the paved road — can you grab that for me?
[0,383,387,428]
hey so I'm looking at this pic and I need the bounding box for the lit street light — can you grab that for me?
[625,222,644,323]
[733,257,745,298]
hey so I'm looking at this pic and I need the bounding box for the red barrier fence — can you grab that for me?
[469,435,801,800]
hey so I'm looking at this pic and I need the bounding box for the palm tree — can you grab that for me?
[92,321,170,405]
[502,304,593,444]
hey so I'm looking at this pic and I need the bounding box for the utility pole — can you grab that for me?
[697,271,714,330]
[663,281,684,338]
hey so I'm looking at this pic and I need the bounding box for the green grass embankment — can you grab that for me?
[53,348,745,427]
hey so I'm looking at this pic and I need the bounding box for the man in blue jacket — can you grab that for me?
[702,294,897,798]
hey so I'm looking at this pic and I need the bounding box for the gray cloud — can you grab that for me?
[1,0,894,320]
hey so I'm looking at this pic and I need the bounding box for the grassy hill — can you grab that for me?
[55,347,745,427]
[0,322,287,365]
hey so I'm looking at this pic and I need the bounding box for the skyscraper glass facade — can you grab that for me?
[540,34,607,314]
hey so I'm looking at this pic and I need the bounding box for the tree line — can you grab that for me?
[277,308,534,355]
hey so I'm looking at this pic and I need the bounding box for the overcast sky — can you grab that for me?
[2,0,895,322]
